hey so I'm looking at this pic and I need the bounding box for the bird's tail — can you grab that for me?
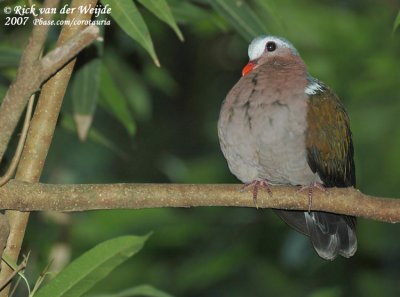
[274,210,357,260]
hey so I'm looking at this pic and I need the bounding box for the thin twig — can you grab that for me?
[0,254,29,293]
[29,260,53,297]
[0,95,35,187]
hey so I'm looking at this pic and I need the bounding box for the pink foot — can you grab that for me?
[241,179,272,207]
[297,181,326,212]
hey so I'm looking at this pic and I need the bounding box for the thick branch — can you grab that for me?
[0,180,398,223]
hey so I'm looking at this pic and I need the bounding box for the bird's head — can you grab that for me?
[242,35,300,76]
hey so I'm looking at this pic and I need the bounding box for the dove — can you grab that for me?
[218,35,357,260]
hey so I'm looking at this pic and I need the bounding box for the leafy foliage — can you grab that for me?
[137,0,184,41]
[99,64,136,136]
[209,0,267,40]
[101,0,160,66]
[34,235,154,297]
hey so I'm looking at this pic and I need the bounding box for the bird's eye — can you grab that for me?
[266,41,276,52]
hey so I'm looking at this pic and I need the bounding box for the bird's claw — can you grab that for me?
[297,182,326,212]
[241,180,272,208]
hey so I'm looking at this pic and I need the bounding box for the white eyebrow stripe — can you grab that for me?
[305,81,324,95]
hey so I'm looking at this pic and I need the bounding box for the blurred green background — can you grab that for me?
[1,0,400,296]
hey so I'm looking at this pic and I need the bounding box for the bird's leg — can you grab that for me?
[297,182,326,212]
[240,179,272,207]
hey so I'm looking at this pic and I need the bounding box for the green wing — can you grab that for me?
[305,82,356,187]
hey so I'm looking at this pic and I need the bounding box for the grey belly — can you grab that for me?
[219,103,317,186]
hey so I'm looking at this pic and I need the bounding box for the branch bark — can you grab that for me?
[0,180,398,223]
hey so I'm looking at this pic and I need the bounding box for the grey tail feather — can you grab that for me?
[274,210,357,260]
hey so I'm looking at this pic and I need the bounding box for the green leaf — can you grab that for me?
[104,52,152,121]
[61,114,128,159]
[70,19,105,141]
[167,1,228,38]
[393,10,400,34]
[137,0,184,41]
[169,0,226,30]
[143,64,178,97]
[101,0,160,66]
[91,284,175,297]
[67,19,106,141]
[35,235,151,297]
[209,0,267,40]
[99,64,136,136]
[71,55,102,141]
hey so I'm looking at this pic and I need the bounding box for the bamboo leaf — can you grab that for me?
[71,19,104,141]
[73,114,93,141]
[104,52,152,121]
[99,64,136,136]
[71,58,101,116]
[137,0,184,41]
[34,235,151,297]
[143,64,178,97]
[168,1,227,31]
[71,57,102,141]
[162,0,208,24]
[209,0,267,40]
[101,0,160,66]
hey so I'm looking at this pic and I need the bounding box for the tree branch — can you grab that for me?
[40,25,100,83]
[0,180,398,223]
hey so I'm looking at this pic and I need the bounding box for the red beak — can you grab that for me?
[242,62,255,76]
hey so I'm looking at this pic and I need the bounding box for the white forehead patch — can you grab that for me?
[248,35,299,60]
